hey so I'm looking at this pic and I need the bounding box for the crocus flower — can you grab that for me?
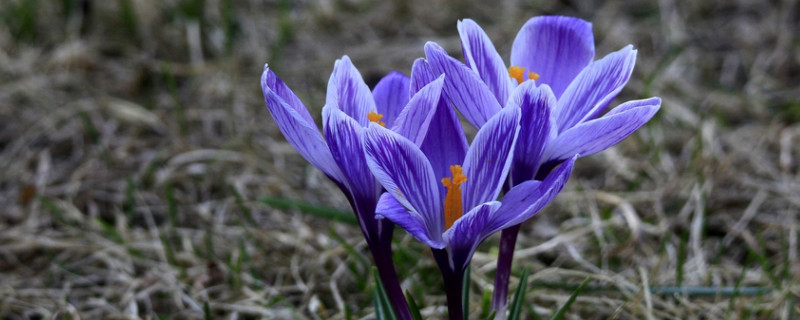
[424,16,662,314]
[427,18,660,181]
[261,56,446,320]
[362,64,577,318]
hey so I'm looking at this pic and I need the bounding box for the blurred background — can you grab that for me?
[1,0,798,319]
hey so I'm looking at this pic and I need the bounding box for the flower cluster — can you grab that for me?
[261,15,660,320]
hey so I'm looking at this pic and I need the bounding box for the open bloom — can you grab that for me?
[261,55,445,238]
[261,56,445,320]
[424,16,662,315]
[426,16,661,183]
[362,89,576,273]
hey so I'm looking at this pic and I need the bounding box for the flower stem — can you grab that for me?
[491,224,520,317]
[433,248,466,320]
[347,192,412,320]
[492,163,558,317]
[369,220,414,320]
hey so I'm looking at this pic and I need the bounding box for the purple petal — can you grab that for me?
[462,106,521,209]
[409,58,438,95]
[554,46,637,131]
[376,193,445,249]
[322,106,380,201]
[510,16,595,98]
[372,71,410,129]
[261,68,345,184]
[326,56,377,127]
[506,82,558,185]
[425,42,503,129]
[411,58,469,184]
[458,19,512,106]
[488,155,576,232]
[262,65,316,126]
[442,201,501,270]
[419,91,469,187]
[363,124,444,237]
[391,75,445,145]
[545,97,660,162]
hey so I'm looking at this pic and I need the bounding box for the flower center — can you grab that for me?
[508,66,540,84]
[441,165,467,230]
[368,111,386,127]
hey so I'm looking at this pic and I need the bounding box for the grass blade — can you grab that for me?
[406,290,424,320]
[479,288,492,319]
[508,266,530,320]
[550,277,591,320]
[462,264,471,319]
[260,196,357,225]
[373,267,398,320]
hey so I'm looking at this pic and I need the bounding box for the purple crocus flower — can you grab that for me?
[261,56,446,320]
[362,65,577,318]
[424,16,662,314]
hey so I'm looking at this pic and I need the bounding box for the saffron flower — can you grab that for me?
[261,56,446,320]
[424,15,662,313]
[362,63,577,318]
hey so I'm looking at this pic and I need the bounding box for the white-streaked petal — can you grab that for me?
[363,124,445,238]
[326,56,377,126]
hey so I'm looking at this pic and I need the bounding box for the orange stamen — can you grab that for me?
[368,111,386,127]
[441,165,467,230]
[509,66,540,84]
[508,66,525,84]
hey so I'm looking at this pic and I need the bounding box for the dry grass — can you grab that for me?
[1,0,799,319]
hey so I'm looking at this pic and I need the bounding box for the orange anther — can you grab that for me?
[442,165,467,230]
[508,66,525,84]
[368,111,386,127]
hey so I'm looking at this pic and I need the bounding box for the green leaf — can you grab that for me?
[550,277,591,320]
[260,196,357,224]
[462,264,471,318]
[406,290,424,320]
[479,288,492,319]
[508,266,530,320]
[373,267,398,320]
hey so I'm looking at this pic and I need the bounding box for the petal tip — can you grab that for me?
[424,41,444,53]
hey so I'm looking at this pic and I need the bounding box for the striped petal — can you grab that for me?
[391,75,445,145]
[488,155,576,232]
[261,68,345,184]
[363,124,444,238]
[322,106,379,201]
[372,71,410,129]
[462,106,521,209]
[545,97,660,163]
[458,19,512,105]
[554,45,637,131]
[376,193,445,249]
[326,56,377,126]
[507,82,558,185]
[425,41,503,129]
[419,87,469,186]
[409,58,438,95]
[262,65,316,126]
[443,201,502,270]
[510,16,595,98]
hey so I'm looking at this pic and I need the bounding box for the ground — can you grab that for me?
[1,0,799,319]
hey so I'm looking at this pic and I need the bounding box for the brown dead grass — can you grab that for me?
[1,0,799,319]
